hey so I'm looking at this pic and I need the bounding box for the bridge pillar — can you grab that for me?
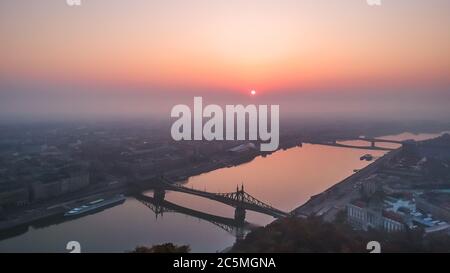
[371,141,375,147]
[234,207,246,224]
[153,188,166,203]
[235,227,245,242]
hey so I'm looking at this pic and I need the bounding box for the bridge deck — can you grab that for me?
[355,137,405,144]
[316,142,395,151]
[159,182,290,218]
[136,194,257,230]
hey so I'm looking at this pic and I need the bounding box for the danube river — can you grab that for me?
[0,132,444,252]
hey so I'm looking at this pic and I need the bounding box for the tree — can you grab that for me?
[131,243,191,253]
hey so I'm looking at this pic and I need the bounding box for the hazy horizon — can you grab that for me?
[1,0,449,122]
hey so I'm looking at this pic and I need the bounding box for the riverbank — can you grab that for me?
[0,183,129,236]
[0,145,276,236]
[293,146,401,220]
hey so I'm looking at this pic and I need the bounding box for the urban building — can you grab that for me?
[347,200,405,232]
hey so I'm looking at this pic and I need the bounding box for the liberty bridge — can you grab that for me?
[133,177,291,237]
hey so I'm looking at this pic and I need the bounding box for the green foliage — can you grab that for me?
[231,216,450,253]
[131,243,191,253]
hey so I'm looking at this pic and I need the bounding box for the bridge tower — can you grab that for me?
[153,188,166,203]
[234,184,246,224]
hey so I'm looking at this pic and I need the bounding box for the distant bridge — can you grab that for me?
[309,137,413,151]
[355,137,407,145]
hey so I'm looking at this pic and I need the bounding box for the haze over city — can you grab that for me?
[0,0,449,121]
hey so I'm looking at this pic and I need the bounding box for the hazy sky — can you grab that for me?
[0,0,449,121]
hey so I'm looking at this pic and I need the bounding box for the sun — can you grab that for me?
[250,90,256,96]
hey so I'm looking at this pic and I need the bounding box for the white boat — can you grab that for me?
[64,194,126,217]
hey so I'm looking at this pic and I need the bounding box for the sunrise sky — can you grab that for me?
[0,0,449,120]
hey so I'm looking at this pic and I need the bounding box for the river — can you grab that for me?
[0,132,445,252]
